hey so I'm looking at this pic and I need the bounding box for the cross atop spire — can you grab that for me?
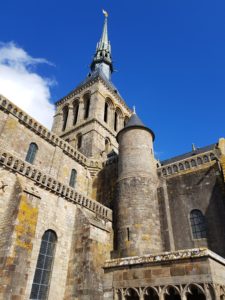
[90,10,113,80]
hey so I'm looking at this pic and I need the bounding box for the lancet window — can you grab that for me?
[30,230,57,300]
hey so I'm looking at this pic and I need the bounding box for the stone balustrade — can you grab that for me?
[158,150,219,177]
[0,148,112,221]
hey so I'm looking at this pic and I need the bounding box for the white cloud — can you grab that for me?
[0,42,55,129]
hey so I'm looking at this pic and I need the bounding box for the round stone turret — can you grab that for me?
[115,113,162,257]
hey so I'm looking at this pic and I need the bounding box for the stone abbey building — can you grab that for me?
[0,13,225,300]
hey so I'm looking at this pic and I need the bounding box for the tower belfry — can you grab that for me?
[90,10,113,80]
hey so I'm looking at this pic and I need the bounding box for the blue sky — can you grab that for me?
[0,0,225,160]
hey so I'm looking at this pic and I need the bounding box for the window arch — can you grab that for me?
[25,143,38,164]
[190,209,207,239]
[30,230,57,300]
[186,284,206,300]
[69,169,77,188]
[125,288,139,300]
[62,106,69,131]
[73,100,79,125]
[164,286,181,300]
[83,94,90,119]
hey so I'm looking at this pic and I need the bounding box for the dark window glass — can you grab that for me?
[84,95,90,119]
[25,143,38,164]
[77,134,82,149]
[73,102,79,125]
[190,209,207,239]
[104,102,108,123]
[62,106,69,131]
[30,230,57,300]
[114,111,118,131]
[69,169,77,188]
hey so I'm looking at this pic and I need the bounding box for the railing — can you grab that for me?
[158,150,218,177]
[0,148,112,221]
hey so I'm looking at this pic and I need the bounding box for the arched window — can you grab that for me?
[190,209,207,239]
[83,94,90,119]
[25,143,38,164]
[77,134,82,149]
[186,284,206,300]
[144,287,159,300]
[62,106,69,131]
[69,169,77,188]
[73,100,79,125]
[125,288,139,300]
[30,230,57,300]
[114,111,118,131]
[104,102,108,123]
[165,286,181,300]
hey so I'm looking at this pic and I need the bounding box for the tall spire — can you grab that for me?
[90,10,113,80]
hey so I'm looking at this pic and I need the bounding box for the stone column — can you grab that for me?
[66,105,74,130]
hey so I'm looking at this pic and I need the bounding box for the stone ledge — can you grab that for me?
[158,150,219,177]
[0,147,112,221]
[104,248,225,269]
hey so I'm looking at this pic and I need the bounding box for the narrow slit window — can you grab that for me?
[104,102,108,123]
[77,134,82,149]
[62,106,69,131]
[73,102,79,125]
[84,95,90,119]
[114,111,118,131]
[30,230,57,300]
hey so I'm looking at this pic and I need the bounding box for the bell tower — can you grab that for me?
[52,11,131,159]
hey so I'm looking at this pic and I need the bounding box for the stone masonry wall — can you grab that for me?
[165,162,225,257]
[64,207,112,300]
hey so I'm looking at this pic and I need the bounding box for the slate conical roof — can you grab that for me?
[124,113,145,128]
[117,112,155,141]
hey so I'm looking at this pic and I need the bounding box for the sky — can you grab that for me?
[0,0,225,160]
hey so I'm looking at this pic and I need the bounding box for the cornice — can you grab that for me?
[0,147,112,221]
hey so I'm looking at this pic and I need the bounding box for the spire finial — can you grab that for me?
[133,106,136,114]
[192,143,196,151]
[102,9,108,18]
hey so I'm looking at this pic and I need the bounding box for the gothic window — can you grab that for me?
[25,143,38,164]
[104,102,108,123]
[73,100,79,125]
[77,134,82,149]
[114,111,118,131]
[83,94,90,119]
[62,106,69,131]
[69,169,77,188]
[210,153,215,160]
[190,209,207,239]
[30,230,57,300]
